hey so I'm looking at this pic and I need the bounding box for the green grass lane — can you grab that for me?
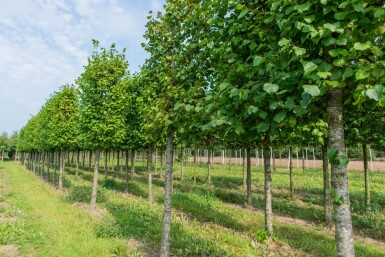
[0,162,131,257]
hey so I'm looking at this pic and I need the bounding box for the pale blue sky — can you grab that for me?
[0,0,164,134]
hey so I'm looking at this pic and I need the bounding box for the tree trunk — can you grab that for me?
[88,150,92,168]
[322,144,332,226]
[246,148,252,205]
[243,149,246,189]
[193,148,197,184]
[90,148,100,207]
[41,152,45,178]
[59,149,64,191]
[82,151,86,169]
[76,150,80,177]
[124,149,129,193]
[302,148,305,173]
[160,132,174,257]
[363,144,370,210]
[263,136,273,236]
[117,150,120,177]
[327,88,355,256]
[147,146,153,202]
[289,146,294,198]
[53,151,57,185]
[207,148,211,184]
[104,150,108,180]
[131,150,136,177]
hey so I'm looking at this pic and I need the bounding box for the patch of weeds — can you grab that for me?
[102,179,117,189]
[255,230,269,244]
[0,222,25,244]
[95,217,122,238]
[66,185,107,203]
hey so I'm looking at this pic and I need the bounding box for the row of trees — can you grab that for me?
[17,1,385,256]
[0,131,18,161]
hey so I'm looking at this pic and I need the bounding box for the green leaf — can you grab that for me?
[263,83,279,94]
[278,38,290,47]
[303,84,320,97]
[257,122,269,133]
[230,88,239,97]
[355,70,369,80]
[294,47,306,56]
[334,12,349,20]
[303,61,318,75]
[294,3,310,12]
[324,23,339,32]
[328,147,339,165]
[371,46,384,56]
[185,104,194,112]
[174,102,183,111]
[317,72,331,79]
[354,42,371,51]
[219,82,230,91]
[253,56,265,67]
[273,111,287,123]
[353,3,364,12]
[340,156,349,167]
[247,106,258,114]
[342,68,353,80]
[366,85,383,101]
[238,9,248,19]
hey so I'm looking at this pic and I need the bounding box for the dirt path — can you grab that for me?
[189,157,385,172]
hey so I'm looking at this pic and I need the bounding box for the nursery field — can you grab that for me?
[1,160,385,257]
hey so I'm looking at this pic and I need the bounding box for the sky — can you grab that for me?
[0,0,165,134]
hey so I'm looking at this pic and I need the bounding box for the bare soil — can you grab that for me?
[190,157,385,172]
[72,202,108,220]
[0,245,19,257]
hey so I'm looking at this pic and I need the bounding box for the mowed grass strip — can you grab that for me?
[0,162,131,257]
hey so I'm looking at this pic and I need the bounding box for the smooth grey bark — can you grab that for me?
[82,151,86,169]
[160,133,174,257]
[104,150,108,180]
[88,150,92,169]
[53,151,57,185]
[302,148,305,173]
[327,88,355,257]
[76,150,80,177]
[263,136,273,236]
[59,149,64,191]
[147,146,153,202]
[243,149,246,189]
[180,148,184,181]
[41,152,45,178]
[207,148,211,184]
[289,146,294,198]
[131,150,136,177]
[363,144,370,209]
[246,148,252,205]
[90,148,100,207]
[322,144,332,226]
[124,149,129,193]
[193,148,197,184]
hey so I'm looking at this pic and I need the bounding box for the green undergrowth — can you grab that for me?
[60,162,385,256]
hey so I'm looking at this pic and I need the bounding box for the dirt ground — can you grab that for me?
[188,157,385,172]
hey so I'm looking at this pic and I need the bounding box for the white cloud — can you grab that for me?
[0,0,165,133]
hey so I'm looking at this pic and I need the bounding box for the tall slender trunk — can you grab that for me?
[124,149,129,193]
[289,146,294,198]
[302,148,305,173]
[160,132,174,257]
[90,148,100,207]
[53,151,57,185]
[322,144,332,226]
[41,152,45,178]
[116,150,120,177]
[76,150,80,177]
[131,150,136,177]
[246,148,252,205]
[88,150,92,168]
[207,148,211,184]
[154,148,158,175]
[263,136,273,236]
[180,148,184,181]
[272,149,276,171]
[82,151,86,169]
[59,149,64,191]
[193,148,197,184]
[327,88,355,256]
[104,150,108,180]
[148,146,153,202]
[363,144,370,209]
[243,149,246,189]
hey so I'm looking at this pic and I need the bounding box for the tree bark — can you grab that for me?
[104,150,108,180]
[322,144,332,226]
[59,149,64,191]
[131,150,136,177]
[246,148,252,205]
[76,150,80,177]
[90,148,100,208]
[327,88,355,257]
[263,136,273,236]
[160,132,174,257]
[147,146,153,202]
[193,147,197,184]
[207,147,211,184]
[88,150,92,168]
[289,146,294,199]
[363,144,370,210]
[243,148,246,189]
[124,149,129,193]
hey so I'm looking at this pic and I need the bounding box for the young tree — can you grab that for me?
[77,40,129,207]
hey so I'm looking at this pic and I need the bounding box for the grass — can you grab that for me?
[6,159,385,256]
